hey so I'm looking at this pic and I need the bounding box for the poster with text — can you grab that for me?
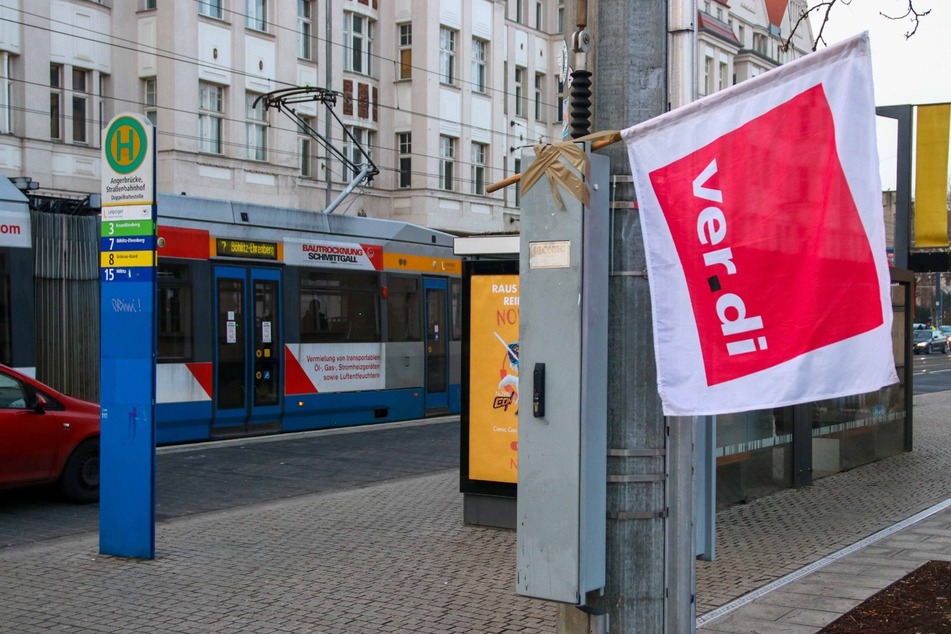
[284,343,384,394]
[468,275,519,483]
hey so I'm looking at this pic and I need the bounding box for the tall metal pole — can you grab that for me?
[558,0,692,632]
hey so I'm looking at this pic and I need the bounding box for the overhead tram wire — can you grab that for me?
[6,71,516,192]
[6,6,562,146]
[3,8,549,189]
[5,74,512,192]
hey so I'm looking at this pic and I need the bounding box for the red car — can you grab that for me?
[0,364,100,503]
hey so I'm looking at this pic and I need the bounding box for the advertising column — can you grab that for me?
[99,114,157,558]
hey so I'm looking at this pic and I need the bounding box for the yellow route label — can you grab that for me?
[100,250,155,268]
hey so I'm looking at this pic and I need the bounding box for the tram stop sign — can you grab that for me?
[99,113,158,559]
[103,115,153,205]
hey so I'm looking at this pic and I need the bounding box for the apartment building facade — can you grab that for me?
[0,0,812,234]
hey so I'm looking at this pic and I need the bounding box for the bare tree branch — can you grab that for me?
[879,0,932,38]
[782,0,845,53]
[783,0,930,53]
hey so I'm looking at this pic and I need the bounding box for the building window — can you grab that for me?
[50,64,64,140]
[0,53,12,134]
[535,1,543,30]
[247,0,267,31]
[471,39,486,94]
[50,64,62,140]
[343,125,372,181]
[398,132,412,189]
[143,0,156,9]
[704,56,714,96]
[199,81,223,154]
[198,0,222,19]
[99,74,107,136]
[471,142,486,195]
[516,0,525,24]
[246,92,267,161]
[513,158,522,206]
[298,115,314,177]
[439,27,456,85]
[143,77,157,126]
[398,23,412,80]
[557,77,564,123]
[719,61,729,91]
[557,0,565,33]
[298,0,312,60]
[344,12,373,76]
[71,68,89,144]
[515,67,526,117]
[534,72,544,121]
[439,135,455,191]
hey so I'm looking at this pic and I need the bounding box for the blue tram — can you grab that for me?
[153,195,462,444]
[0,185,462,444]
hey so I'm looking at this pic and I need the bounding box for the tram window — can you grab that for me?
[157,264,194,361]
[387,276,421,342]
[300,272,380,343]
[450,278,462,340]
[0,274,10,365]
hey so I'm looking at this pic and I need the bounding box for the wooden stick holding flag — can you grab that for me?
[485,131,621,195]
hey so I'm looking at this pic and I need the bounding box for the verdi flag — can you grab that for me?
[621,33,897,416]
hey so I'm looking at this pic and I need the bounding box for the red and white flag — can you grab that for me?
[622,33,897,416]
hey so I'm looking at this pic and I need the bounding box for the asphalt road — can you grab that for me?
[913,350,951,394]
[3,356,948,551]
[0,417,459,550]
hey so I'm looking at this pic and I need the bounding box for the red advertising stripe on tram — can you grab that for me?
[360,243,384,270]
[185,362,214,398]
[284,346,319,395]
[158,225,211,259]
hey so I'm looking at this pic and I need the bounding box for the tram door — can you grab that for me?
[212,266,283,437]
[423,277,449,413]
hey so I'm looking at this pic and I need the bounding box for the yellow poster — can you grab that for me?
[468,274,520,483]
[914,104,951,248]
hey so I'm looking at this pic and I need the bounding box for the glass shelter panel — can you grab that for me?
[716,407,793,506]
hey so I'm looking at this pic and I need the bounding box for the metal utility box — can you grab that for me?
[516,147,608,604]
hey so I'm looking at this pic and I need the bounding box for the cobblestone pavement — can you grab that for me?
[697,390,951,616]
[0,391,947,632]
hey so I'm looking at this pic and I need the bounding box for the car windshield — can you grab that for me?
[914,330,933,342]
[940,326,951,334]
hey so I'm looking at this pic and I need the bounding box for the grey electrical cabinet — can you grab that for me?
[515,147,608,605]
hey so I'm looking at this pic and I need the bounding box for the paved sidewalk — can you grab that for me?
[0,391,948,632]
[696,389,951,632]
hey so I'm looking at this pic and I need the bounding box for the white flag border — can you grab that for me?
[622,33,898,416]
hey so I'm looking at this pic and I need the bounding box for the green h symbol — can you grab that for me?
[106,116,147,174]
[115,127,136,164]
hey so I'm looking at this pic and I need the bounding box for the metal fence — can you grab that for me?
[31,210,99,402]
